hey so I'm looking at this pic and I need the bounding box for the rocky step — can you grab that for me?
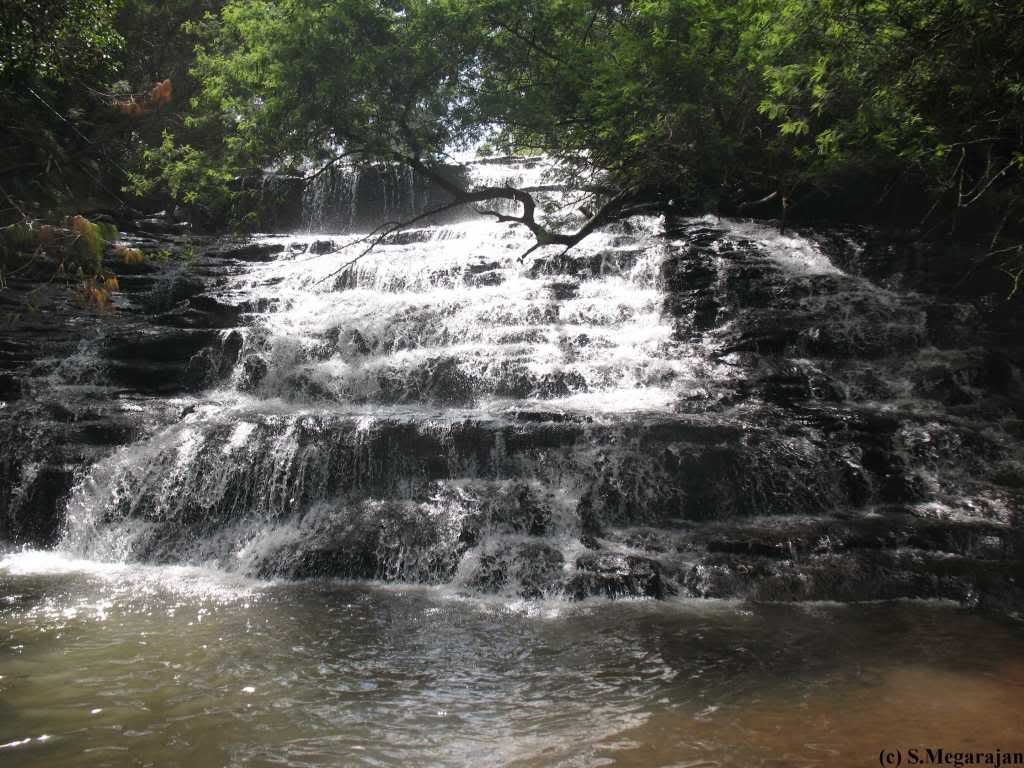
[661,227,930,359]
[329,259,515,292]
[0,393,179,546]
[605,508,1021,564]
[253,353,671,405]
[68,404,1023,567]
[681,549,1024,610]
[102,328,243,392]
[62,472,1023,607]
[203,241,286,262]
[80,412,879,532]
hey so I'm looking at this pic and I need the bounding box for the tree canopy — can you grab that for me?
[2,0,1023,287]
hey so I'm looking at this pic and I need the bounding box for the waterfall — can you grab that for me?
[297,157,552,234]
[41,158,1024,604]
[60,194,694,596]
[300,166,362,233]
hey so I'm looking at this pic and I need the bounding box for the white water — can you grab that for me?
[241,218,686,410]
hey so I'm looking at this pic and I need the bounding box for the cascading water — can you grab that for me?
[298,161,459,233]
[59,162,697,596]
[34,158,1020,605]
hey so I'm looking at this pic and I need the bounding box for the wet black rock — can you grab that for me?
[469,541,565,599]
[464,268,504,287]
[207,242,285,261]
[309,239,337,254]
[0,372,22,400]
[0,463,75,547]
[186,295,245,327]
[566,553,669,600]
[240,355,269,390]
[683,549,1024,608]
[2,216,1022,611]
[453,481,555,542]
[0,233,276,544]
[128,217,190,236]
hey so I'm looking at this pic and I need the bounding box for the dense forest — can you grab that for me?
[2,0,1023,292]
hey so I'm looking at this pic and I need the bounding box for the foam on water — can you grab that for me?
[0,550,260,603]
[227,205,684,416]
[703,217,844,275]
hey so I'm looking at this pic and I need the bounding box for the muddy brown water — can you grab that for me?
[2,552,1022,767]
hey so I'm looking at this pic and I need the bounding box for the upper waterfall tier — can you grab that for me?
[230,218,690,411]
[293,156,561,234]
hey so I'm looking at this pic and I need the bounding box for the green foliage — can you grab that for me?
[166,0,488,179]
[0,0,123,83]
[153,0,773,213]
[754,1,1024,183]
[112,0,225,208]
[749,0,1024,284]
[4,0,1024,290]
[136,130,236,212]
[1,0,226,226]
[1,223,39,251]
[1,215,128,311]
[67,214,116,273]
[0,1,125,224]
[470,0,769,206]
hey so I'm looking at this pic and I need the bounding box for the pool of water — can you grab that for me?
[2,551,1023,767]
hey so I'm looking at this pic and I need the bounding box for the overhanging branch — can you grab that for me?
[303,151,358,182]
[306,142,638,278]
[397,153,635,254]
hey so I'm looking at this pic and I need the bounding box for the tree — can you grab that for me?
[753,0,1024,281]
[143,2,626,246]
[142,0,1024,288]
[0,0,123,83]
[0,0,126,222]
